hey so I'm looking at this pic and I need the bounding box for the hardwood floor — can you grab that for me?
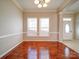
[1,41,79,59]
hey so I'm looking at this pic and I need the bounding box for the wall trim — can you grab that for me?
[23,40,58,41]
[0,31,59,39]
[60,41,79,53]
[23,32,59,34]
[58,0,78,12]
[0,41,23,58]
[24,9,57,13]
[11,0,23,11]
[0,32,23,39]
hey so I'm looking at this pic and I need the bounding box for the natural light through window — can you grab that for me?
[27,17,49,37]
[63,18,71,33]
[63,18,71,21]
[65,24,70,33]
[39,18,49,36]
[27,17,37,36]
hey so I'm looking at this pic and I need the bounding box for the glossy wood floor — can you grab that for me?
[1,41,79,59]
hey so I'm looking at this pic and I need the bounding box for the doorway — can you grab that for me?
[63,18,73,40]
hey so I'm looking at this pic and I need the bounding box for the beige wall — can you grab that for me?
[23,12,58,41]
[0,0,23,57]
[75,13,79,40]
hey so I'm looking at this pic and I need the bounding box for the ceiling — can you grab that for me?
[63,0,79,13]
[15,0,65,12]
[13,0,79,13]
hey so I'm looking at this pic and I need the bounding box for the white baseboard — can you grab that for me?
[0,41,23,58]
[23,39,58,41]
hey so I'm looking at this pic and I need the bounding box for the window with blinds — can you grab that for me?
[39,18,49,36]
[27,17,49,37]
[27,17,37,36]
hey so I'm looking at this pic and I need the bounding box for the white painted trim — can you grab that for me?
[58,0,71,11]
[23,32,59,34]
[24,9,57,13]
[0,32,23,39]
[0,32,59,39]
[0,41,23,58]
[58,0,78,12]
[61,10,76,14]
[23,40,58,41]
[60,41,79,53]
[11,0,23,11]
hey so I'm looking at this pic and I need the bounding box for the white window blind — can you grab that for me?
[27,17,37,36]
[39,18,49,36]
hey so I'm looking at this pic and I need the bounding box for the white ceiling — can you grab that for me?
[63,0,79,13]
[16,0,65,12]
[14,0,79,13]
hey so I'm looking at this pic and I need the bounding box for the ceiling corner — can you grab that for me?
[11,0,23,11]
[58,0,78,12]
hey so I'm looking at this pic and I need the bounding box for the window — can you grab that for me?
[63,18,71,33]
[27,17,49,37]
[27,17,37,36]
[65,24,70,33]
[63,18,71,21]
[39,18,49,36]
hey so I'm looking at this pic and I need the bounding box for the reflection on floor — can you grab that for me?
[1,41,79,59]
[28,47,37,59]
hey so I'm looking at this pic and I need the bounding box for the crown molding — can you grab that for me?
[58,0,71,11]
[11,0,23,11]
[23,9,57,13]
[11,0,57,13]
[63,10,76,14]
[11,0,79,14]
[58,0,78,12]
[59,11,76,16]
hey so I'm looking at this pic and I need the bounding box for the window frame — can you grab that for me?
[27,17,50,37]
[27,17,38,36]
